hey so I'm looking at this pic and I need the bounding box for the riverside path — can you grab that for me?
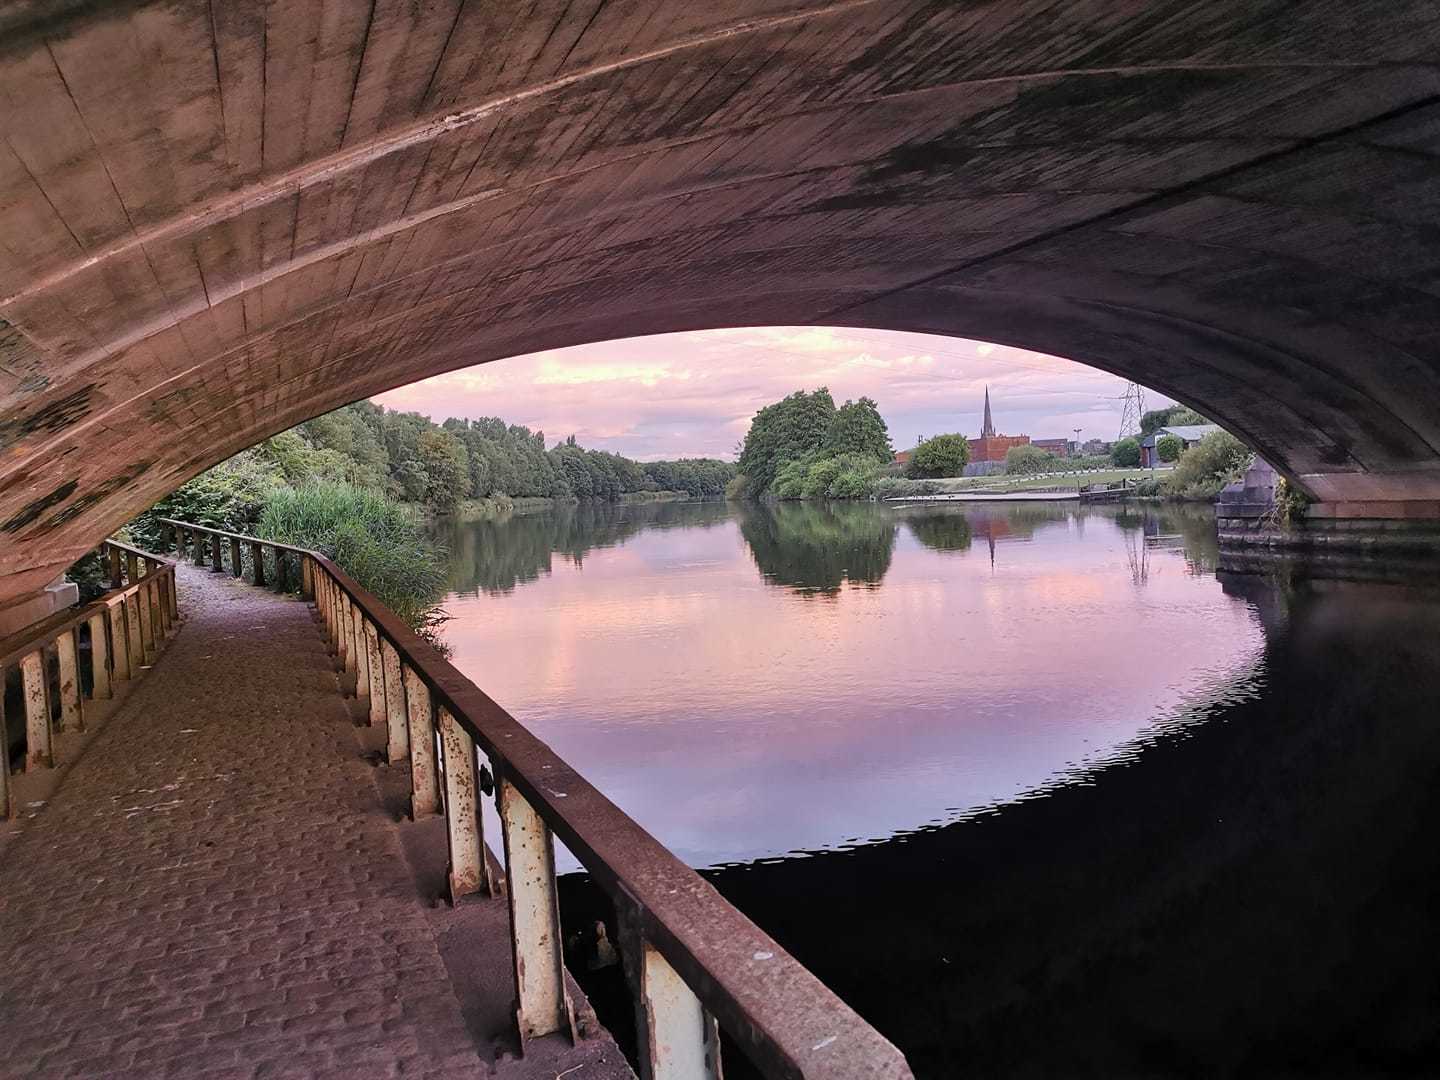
[0,562,632,1080]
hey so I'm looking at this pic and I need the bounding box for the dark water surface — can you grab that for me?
[433,501,1440,1077]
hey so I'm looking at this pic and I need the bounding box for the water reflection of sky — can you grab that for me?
[441,505,1265,872]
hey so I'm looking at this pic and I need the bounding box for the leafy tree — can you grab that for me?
[416,430,469,514]
[1140,404,1209,435]
[1156,434,1183,463]
[1161,431,1252,499]
[1004,444,1059,475]
[906,434,970,478]
[736,388,837,493]
[824,397,892,461]
[1111,437,1141,467]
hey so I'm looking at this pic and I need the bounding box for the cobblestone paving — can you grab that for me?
[0,566,486,1079]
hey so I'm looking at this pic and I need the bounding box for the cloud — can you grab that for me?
[374,327,1173,460]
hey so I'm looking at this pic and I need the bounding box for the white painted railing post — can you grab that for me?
[438,706,487,903]
[136,580,156,663]
[364,620,385,726]
[498,775,574,1042]
[87,611,110,699]
[403,666,440,818]
[381,639,408,763]
[21,650,51,770]
[353,606,371,707]
[124,592,144,674]
[55,628,83,733]
[107,597,131,681]
[619,918,724,1080]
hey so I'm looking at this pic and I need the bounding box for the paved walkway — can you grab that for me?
[0,564,628,1079]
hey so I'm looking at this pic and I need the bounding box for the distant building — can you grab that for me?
[969,387,1030,462]
[1140,423,1222,467]
[893,448,913,466]
[1032,438,1071,457]
[1081,438,1111,457]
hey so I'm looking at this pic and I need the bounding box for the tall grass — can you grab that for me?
[258,482,450,643]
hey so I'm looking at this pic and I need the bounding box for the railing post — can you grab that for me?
[339,592,353,672]
[21,650,51,770]
[191,530,205,567]
[351,605,367,700]
[124,591,144,674]
[136,580,156,663]
[229,535,242,578]
[108,544,123,587]
[210,532,223,572]
[498,774,573,1041]
[618,916,724,1080]
[0,681,11,818]
[381,639,408,763]
[273,548,287,593]
[250,541,266,587]
[403,666,440,818]
[301,555,314,600]
[87,611,111,699]
[126,549,139,583]
[167,566,179,621]
[55,628,83,733]
[107,597,131,681]
[438,706,487,903]
[364,620,385,726]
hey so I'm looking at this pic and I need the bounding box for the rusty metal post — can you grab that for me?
[210,533,223,572]
[191,530,206,567]
[438,707,487,903]
[381,639,408,763]
[319,575,336,650]
[136,580,156,663]
[364,620,385,726]
[157,575,173,637]
[250,541,266,587]
[108,544,123,587]
[301,555,314,600]
[273,549,287,593]
[107,598,131,681]
[619,918,723,1080]
[124,591,144,673]
[87,611,111,699]
[227,535,241,577]
[403,666,440,818]
[55,629,83,733]
[126,549,140,583]
[21,650,51,770]
[499,775,573,1041]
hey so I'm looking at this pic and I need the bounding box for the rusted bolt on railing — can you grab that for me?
[157,518,914,1080]
[0,539,180,819]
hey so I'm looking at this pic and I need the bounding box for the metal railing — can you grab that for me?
[158,519,911,1080]
[0,539,178,818]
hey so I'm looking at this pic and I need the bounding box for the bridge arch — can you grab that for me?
[4,0,1440,610]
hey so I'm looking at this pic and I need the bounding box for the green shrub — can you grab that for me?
[1156,434,1183,463]
[1161,431,1252,501]
[905,434,970,478]
[258,482,449,643]
[1111,437,1141,467]
[874,476,939,498]
[1005,444,1060,475]
[129,449,282,549]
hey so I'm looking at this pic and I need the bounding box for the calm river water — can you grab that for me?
[432,500,1440,1078]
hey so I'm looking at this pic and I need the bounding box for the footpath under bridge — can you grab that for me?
[0,523,910,1080]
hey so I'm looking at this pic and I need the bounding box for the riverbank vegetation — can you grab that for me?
[732,388,895,500]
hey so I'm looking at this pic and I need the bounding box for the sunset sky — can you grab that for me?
[375,327,1175,460]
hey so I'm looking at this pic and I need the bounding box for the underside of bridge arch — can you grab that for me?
[3,1,1440,610]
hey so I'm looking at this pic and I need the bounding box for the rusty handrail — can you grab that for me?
[1,539,179,818]
[157,518,912,1080]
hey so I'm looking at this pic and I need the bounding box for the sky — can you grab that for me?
[374,327,1175,460]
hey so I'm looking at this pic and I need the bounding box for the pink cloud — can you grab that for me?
[374,328,1175,460]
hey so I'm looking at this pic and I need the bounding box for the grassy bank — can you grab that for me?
[439,489,696,522]
[881,468,1162,498]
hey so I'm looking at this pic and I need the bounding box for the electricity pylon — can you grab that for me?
[1117,381,1146,440]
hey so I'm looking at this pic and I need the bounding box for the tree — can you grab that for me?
[906,434,970,478]
[1140,404,1209,435]
[416,430,469,514]
[1156,434,1183,463]
[824,397,892,461]
[1111,437,1141,467]
[1004,444,1059,475]
[736,388,837,493]
[1162,430,1252,499]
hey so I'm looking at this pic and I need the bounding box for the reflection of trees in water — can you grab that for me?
[903,511,973,552]
[738,502,896,597]
[435,500,732,595]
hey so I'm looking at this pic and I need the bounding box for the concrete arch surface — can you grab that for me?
[3,0,1440,612]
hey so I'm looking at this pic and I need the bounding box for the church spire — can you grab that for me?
[981,385,995,438]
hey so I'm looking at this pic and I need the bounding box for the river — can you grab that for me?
[431,500,1440,1077]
